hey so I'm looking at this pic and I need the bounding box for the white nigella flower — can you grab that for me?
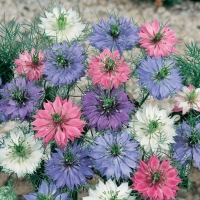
[0,129,43,177]
[83,179,135,200]
[129,104,176,153]
[39,7,85,43]
[173,84,200,114]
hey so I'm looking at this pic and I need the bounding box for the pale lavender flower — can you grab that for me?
[88,15,139,56]
[45,142,93,190]
[137,56,182,100]
[90,130,141,180]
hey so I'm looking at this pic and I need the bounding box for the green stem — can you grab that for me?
[70,190,78,200]
[139,92,149,108]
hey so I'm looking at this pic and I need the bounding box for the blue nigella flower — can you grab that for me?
[43,42,86,86]
[45,142,93,190]
[89,130,141,180]
[24,180,71,200]
[137,56,183,100]
[88,15,139,56]
[173,121,200,170]
[0,77,43,120]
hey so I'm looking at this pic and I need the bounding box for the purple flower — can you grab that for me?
[88,15,139,56]
[137,56,182,100]
[90,130,141,180]
[24,180,70,200]
[43,42,86,86]
[45,142,93,190]
[173,121,200,169]
[0,77,43,120]
[82,87,134,131]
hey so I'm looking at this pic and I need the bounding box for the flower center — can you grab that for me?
[37,194,54,200]
[152,172,161,184]
[148,120,159,133]
[103,97,115,110]
[188,133,199,146]
[52,113,62,123]
[11,90,29,105]
[188,90,196,103]
[110,24,120,38]
[110,144,121,156]
[105,58,116,72]
[152,32,163,43]
[56,55,69,68]
[32,52,39,65]
[109,194,118,200]
[154,66,170,81]
[65,152,74,165]
[57,13,67,30]
[13,142,26,157]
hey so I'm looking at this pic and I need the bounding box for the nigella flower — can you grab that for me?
[82,87,134,131]
[173,121,200,169]
[88,48,131,89]
[24,180,71,200]
[45,142,93,190]
[0,129,43,177]
[32,96,86,148]
[132,156,181,200]
[173,84,200,115]
[138,19,179,57]
[90,130,141,180]
[0,77,43,120]
[43,42,86,86]
[14,48,45,81]
[88,15,139,56]
[83,179,136,200]
[129,104,176,153]
[39,7,85,43]
[137,56,182,100]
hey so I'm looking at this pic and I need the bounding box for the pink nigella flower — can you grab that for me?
[138,19,179,57]
[14,48,45,81]
[87,48,131,89]
[32,96,86,148]
[173,84,200,115]
[132,156,181,200]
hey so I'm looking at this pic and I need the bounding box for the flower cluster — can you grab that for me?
[2,2,200,200]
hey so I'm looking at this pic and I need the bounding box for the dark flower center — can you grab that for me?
[110,24,120,38]
[103,97,115,110]
[56,55,69,68]
[32,52,39,65]
[57,13,67,30]
[105,58,116,72]
[65,152,74,165]
[189,133,199,146]
[37,194,54,200]
[110,144,121,156]
[148,120,159,133]
[152,32,163,43]
[52,113,62,123]
[154,66,170,81]
[152,172,161,184]
[13,143,26,157]
[11,90,29,105]
[188,90,196,103]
